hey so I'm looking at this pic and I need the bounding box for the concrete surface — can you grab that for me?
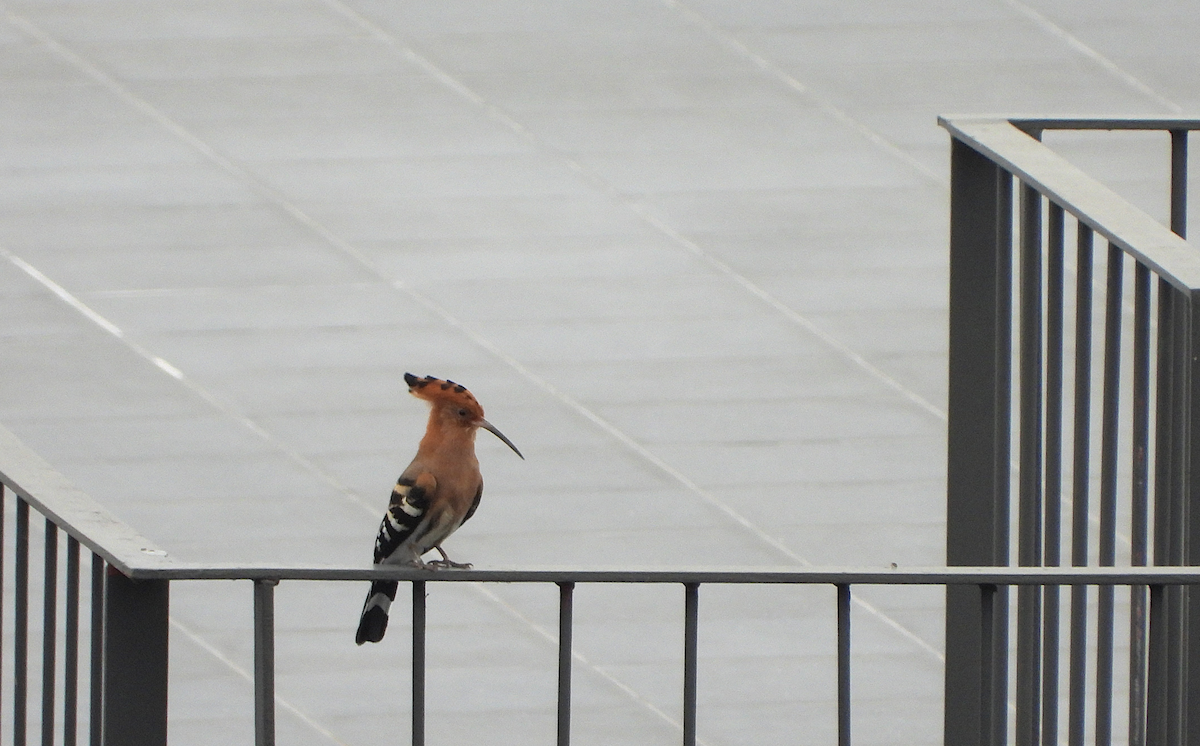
[0,0,1197,743]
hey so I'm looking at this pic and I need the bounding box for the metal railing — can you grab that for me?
[6,429,1200,746]
[2,117,1198,746]
[942,116,1200,746]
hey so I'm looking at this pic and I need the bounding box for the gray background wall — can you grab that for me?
[1,1,1196,743]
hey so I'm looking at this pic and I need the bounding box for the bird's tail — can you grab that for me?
[356,580,398,645]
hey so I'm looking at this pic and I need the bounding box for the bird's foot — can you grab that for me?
[422,558,473,570]
[423,546,472,569]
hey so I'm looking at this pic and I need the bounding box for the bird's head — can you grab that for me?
[404,373,524,459]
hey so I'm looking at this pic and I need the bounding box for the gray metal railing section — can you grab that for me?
[942,116,1200,746]
[7,441,1200,743]
[9,423,1200,746]
[0,425,172,746]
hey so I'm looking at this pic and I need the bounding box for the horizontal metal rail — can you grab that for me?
[74,562,1200,585]
[1008,117,1200,132]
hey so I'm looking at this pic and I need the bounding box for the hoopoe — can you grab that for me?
[355,373,523,645]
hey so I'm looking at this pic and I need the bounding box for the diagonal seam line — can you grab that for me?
[397,281,946,661]
[661,0,1159,557]
[1000,0,1184,114]
[0,246,373,513]
[662,0,944,184]
[1,8,386,278]
[4,234,947,666]
[4,8,946,660]
[472,584,716,745]
[169,617,351,746]
[9,1,950,424]
[6,244,741,746]
[316,0,949,425]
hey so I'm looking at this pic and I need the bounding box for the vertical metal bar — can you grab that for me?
[1128,262,1152,746]
[1147,582,1169,746]
[88,556,102,746]
[102,571,169,746]
[1170,129,1187,238]
[1165,285,1189,746]
[682,583,699,746]
[1042,202,1065,746]
[15,498,29,746]
[63,537,80,746]
[1147,278,1179,746]
[412,580,426,746]
[41,520,57,746]
[945,138,1012,746]
[1016,182,1043,746]
[1185,289,1200,744]
[837,584,851,746]
[1165,136,1189,746]
[254,579,277,746]
[1,484,6,741]
[557,582,574,746]
[992,170,1013,746]
[980,584,997,746]
[1067,223,1094,746]
[1095,243,1124,746]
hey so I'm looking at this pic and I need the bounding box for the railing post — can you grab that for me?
[1128,262,1152,746]
[682,583,699,746]
[412,580,426,746]
[254,579,278,746]
[102,570,168,746]
[557,582,574,746]
[1186,290,1200,744]
[42,520,58,746]
[15,498,29,746]
[1015,181,1043,746]
[1169,129,1187,238]
[1068,225,1095,746]
[64,537,81,746]
[837,584,851,746]
[945,136,1012,746]
[89,557,104,746]
[1095,243,1125,746]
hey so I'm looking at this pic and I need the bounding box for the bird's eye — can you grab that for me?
[457,408,468,417]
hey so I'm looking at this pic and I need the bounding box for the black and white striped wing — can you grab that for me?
[357,474,435,644]
[373,475,433,564]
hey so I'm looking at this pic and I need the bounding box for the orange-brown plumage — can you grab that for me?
[356,373,522,644]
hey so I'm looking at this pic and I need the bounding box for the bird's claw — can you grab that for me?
[422,559,473,570]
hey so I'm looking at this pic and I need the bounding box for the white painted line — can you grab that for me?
[6,6,947,664]
[1001,0,1183,114]
[169,617,351,746]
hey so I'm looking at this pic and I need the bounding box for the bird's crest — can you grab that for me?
[404,373,484,417]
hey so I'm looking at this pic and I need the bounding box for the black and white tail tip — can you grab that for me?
[356,580,398,645]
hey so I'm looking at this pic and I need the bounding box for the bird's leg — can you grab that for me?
[423,545,472,569]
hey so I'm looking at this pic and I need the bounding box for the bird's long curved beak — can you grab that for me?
[480,419,524,460]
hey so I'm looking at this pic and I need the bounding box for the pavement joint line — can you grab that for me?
[0,244,374,516]
[999,0,1184,115]
[472,583,713,744]
[169,616,352,746]
[662,0,946,185]
[4,5,945,662]
[396,281,946,662]
[319,0,949,425]
[10,230,796,731]
[6,243,949,732]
